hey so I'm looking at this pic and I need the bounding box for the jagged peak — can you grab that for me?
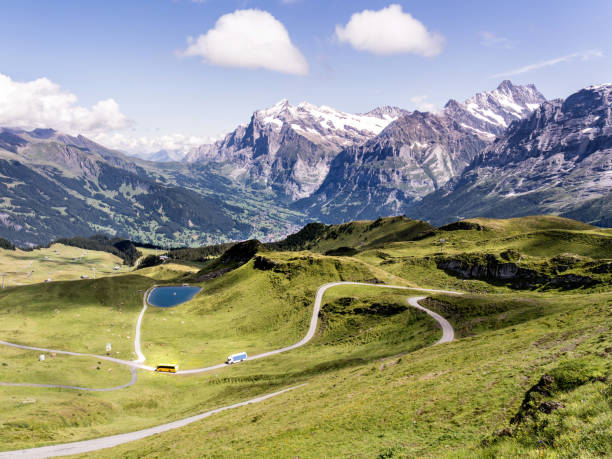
[496,79,515,91]
[362,105,408,119]
[273,98,290,108]
[257,98,292,116]
[443,99,461,109]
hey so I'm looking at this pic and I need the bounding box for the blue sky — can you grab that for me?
[0,0,610,153]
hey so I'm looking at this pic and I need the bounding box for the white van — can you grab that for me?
[226,352,247,364]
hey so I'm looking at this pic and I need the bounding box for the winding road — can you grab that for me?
[0,281,461,457]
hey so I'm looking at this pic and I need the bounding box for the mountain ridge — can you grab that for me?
[407,83,612,226]
[296,80,547,221]
[184,99,409,199]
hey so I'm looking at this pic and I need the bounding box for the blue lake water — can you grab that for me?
[147,286,201,308]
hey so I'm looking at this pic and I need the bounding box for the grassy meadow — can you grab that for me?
[0,215,609,458]
[0,243,129,287]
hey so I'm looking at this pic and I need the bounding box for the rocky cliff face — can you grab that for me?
[409,84,612,226]
[295,111,487,222]
[184,100,407,199]
[436,253,599,290]
[296,81,545,222]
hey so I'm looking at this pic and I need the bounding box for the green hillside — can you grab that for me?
[0,216,609,457]
[268,216,435,254]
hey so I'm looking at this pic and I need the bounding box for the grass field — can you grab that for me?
[0,216,609,457]
[0,243,129,287]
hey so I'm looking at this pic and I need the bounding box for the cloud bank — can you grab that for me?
[91,132,211,157]
[410,95,436,112]
[181,9,308,75]
[480,31,515,49]
[0,73,128,134]
[0,73,210,156]
[335,4,444,56]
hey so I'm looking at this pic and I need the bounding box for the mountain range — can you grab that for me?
[0,80,609,247]
[294,81,547,221]
[185,100,407,200]
[408,84,612,226]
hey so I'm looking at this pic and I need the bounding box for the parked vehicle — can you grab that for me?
[155,364,178,373]
[226,352,247,364]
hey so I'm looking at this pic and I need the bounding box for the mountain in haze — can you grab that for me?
[408,84,612,226]
[135,149,187,163]
[184,100,408,200]
[296,81,547,222]
[0,128,255,246]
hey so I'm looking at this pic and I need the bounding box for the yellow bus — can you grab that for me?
[155,364,178,373]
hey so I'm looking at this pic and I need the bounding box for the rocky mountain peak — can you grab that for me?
[443,99,462,110]
[411,84,612,227]
[441,81,547,139]
[184,99,408,200]
[362,105,409,119]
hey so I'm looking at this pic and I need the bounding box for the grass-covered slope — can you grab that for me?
[267,216,435,253]
[355,215,611,292]
[0,243,131,287]
[84,291,611,459]
[0,215,609,457]
[0,275,153,358]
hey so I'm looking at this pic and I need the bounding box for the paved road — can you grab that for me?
[0,282,460,379]
[0,384,307,458]
[0,339,154,371]
[407,296,454,344]
[134,286,153,364]
[175,281,460,374]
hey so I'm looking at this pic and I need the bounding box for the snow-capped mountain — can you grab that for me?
[408,83,612,226]
[296,81,546,222]
[443,80,546,139]
[185,100,408,199]
[295,111,488,222]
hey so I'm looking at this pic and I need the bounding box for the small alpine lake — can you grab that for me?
[147,286,201,308]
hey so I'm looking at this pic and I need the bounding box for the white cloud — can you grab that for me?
[90,132,211,157]
[0,73,129,135]
[491,49,603,78]
[0,72,211,157]
[180,9,308,75]
[335,4,444,56]
[480,31,515,49]
[410,95,436,112]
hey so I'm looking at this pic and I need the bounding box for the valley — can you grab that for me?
[3,3,610,457]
